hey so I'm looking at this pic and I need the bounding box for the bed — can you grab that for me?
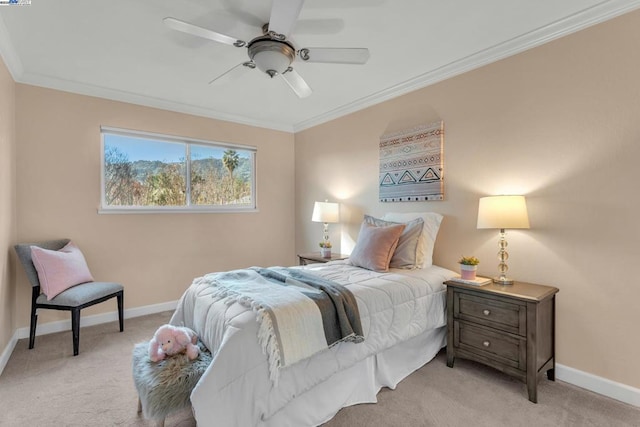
[170,212,455,426]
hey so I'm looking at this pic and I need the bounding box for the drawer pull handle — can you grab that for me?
[483,309,491,316]
[483,341,490,347]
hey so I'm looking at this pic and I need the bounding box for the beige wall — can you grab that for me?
[4,5,639,393]
[0,56,16,352]
[295,11,640,388]
[14,85,296,327]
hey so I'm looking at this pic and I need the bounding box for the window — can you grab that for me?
[100,127,256,213]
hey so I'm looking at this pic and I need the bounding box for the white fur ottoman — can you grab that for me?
[132,341,212,427]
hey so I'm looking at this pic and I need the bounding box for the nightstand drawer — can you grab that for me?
[446,280,559,403]
[454,291,526,336]
[455,321,525,370]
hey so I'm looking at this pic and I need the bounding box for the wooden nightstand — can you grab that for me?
[297,252,349,265]
[445,279,559,403]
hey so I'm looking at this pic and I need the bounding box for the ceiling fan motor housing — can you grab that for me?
[247,36,296,77]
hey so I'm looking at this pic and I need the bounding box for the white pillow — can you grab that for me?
[363,215,424,269]
[382,212,443,268]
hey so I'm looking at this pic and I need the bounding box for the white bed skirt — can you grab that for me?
[183,263,454,426]
[264,326,446,426]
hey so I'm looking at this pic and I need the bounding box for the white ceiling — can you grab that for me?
[1,0,639,132]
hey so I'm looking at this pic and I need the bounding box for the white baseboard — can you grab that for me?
[13,299,178,340]
[2,306,638,409]
[556,364,640,408]
[0,331,18,377]
[0,299,178,376]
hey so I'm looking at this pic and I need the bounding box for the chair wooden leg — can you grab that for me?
[71,308,80,356]
[29,307,38,350]
[137,397,142,414]
[29,287,40,350]
[117,291,124,332]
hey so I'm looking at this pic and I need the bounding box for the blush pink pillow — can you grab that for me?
[30,241,94,300]
[349,222,406,272]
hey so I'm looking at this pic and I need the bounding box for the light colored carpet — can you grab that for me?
[0,311,193,427]
[0,312,638,426]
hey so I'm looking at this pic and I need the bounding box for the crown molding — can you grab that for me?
[0,9,294,133]
[292,0,640,132]
[14,71,296,132]
[2,1,640,134]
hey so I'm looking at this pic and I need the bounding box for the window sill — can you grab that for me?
[97,206,258,214]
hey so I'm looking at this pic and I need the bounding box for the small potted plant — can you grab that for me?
[319,241,332,258]
[458,256,480,280]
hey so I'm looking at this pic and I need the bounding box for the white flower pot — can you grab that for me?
[460,264,477,280]
[320,247,331,258]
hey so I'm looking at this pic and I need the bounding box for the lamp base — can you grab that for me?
[493,277,514,285]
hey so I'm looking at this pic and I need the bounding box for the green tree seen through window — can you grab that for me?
[102,131,255,210]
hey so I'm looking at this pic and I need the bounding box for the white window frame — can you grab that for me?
[99,126,257,214]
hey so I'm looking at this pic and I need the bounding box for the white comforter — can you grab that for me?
[170,261,455,426]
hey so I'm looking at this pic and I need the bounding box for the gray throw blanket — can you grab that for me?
[254,267,364,346]
[193,266,364,383]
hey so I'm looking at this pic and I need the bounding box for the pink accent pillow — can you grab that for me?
[30,241,94,300]
[364,215,424,269]
[349,221,406,272]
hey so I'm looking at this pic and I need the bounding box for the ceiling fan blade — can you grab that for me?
[164,17,246,47]
[269,0,305,39]
[298,47,370,64]
[209,62,256,85]
[280,68,312,98]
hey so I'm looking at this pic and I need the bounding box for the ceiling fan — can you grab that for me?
[164,0,370,98]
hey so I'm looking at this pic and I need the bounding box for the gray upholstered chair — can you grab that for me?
[14,239,124,356]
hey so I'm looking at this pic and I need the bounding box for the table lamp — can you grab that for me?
[477,195,530,285]
[312,201,340,249]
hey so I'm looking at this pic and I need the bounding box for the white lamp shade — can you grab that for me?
[477,195,530,229]
[312,201,340,223]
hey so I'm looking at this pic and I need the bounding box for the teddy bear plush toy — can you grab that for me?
[148,324,200,362]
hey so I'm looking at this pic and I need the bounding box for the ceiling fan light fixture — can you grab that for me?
[164,1,370,96]
[248,39,295,77]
